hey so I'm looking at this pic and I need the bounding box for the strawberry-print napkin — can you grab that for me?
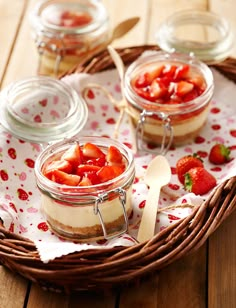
[0,67,235,263]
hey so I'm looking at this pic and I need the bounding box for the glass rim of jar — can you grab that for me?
[0,76,88,144]
[124,51,214,115]
[34,136,135,196]
[156,10,234,64]
[30,0,109,36]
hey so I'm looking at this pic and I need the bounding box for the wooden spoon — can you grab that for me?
[109,17,140,44]
[137,155,171,243]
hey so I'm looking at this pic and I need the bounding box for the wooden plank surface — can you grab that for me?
[0,0,236,307]
[0,267,28,308]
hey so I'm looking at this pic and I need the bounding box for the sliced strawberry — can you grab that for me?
[86,156,106,167]
[182,88,199,102]
[111,165,126,177]
[85,171,101,185]
[162,64,177,79]
[106,146,123,164]
[78,176,93,186]
[76,164,100,177]
[97,165,116,183]
[51,169,81,186]
[61,11,92,27]
[43,160,73,179]
[61,143,83,167]
[134,65,164,88]
[133,87,154,101]
[82,143,106,159]
[188,75,205,89]
[149,79,168,100]
[175,81,194,97]
[174,64,190,80]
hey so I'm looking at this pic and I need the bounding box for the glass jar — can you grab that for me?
[123,51,214,153]
[30,0,110,76]
[34,136,135,242]
[156,10,234,64]
[0,76,88,144]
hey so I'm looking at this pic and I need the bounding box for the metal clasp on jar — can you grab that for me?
[136,109,173,155]
[94,188,128,240]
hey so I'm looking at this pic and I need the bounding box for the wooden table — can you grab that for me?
[0,1,236,307]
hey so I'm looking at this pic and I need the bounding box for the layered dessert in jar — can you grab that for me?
[124,52,214,148]
[34,137,135,241]
[30,0,110,76]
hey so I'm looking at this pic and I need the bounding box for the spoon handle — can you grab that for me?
[137,184,161,243]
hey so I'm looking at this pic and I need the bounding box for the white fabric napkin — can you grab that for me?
[0,68,235,263]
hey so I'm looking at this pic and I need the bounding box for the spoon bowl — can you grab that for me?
[137,155,171,243]
[109,17,140,44]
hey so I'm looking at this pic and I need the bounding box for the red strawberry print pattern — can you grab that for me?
[17,188,29,201]
[0,170,8,181]
[24,158,35,168]
[8,148,17,159]
[38,222,49,232]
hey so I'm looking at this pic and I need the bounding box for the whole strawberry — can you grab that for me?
[176,154,204,184]
[209,143,231,165]
[184,167,217,195]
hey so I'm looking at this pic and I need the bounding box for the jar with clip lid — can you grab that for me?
[0,76,135,242]
[29,0,110,76]
[123,10,233,154]
[34,136,135,242]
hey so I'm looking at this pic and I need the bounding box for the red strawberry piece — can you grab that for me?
[134,65,164,88]
[184,167,217,195]
[82,143,105,159]
[86,156,106,167]
[24,158,35,168]
[76,164,100,177]
[111,165,125,177]
[97,165,117,183]
[78,176,93,186]
[106,145,123,164]
[182,88,199,102]
[162,64,177,79]
[61,143,83,167]
[84,171,100,185]
[43,160,73,179]
[61,12,92,27]
[51,169,81,186]
[0,169,8,181]
[8,148,17,159]
[188,75,205,89]
[175,81,194,97]
[176,154,204,184]
[209,143,231,165]
[174,64,190,80]
[17,188,29,201]
[149,79,168,100]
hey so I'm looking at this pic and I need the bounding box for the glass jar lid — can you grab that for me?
[0,76,88,143]
[30,0,109,36]
[156,10,234,64]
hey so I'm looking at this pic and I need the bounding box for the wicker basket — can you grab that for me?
[0,45,236,294]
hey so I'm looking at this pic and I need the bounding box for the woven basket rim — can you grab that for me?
[0,44,236,293]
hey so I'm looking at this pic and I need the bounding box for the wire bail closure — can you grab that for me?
[94,188,128,239]
[136,110,173,155]
[36,35,65,76]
